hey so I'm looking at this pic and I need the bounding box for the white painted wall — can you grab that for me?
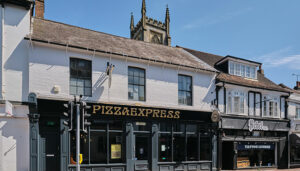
[1,4,30,102]
[0,105,29,171]
[288,93,300,132]
[0,4,31,171]
[29,43,217,112]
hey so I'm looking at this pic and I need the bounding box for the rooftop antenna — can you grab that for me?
[292,73,300,82]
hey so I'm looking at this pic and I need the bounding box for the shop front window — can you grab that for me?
[71,121,125,165]
[135,135,149,160]
[159,133,172,162]
[70,132,90,164]
[200,136,211,160]
[158,123,211,162]
[237,142,275,168]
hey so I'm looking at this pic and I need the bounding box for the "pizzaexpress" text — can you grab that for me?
[92,105,180,119]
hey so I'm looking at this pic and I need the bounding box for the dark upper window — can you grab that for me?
[70,58,92,96]
[178,75,192,106]
[128,67,145,101]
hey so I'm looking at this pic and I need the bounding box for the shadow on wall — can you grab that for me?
[4,39,29,102]
[0,118,29,171]
[5,5,27,27]
[82,72,106,101]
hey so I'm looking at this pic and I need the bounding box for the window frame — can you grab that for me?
[262,96,280,118]
[128,66,146,101]
[70,120,126,165]
[158,123,211,162]
[69,57,92,97]
[178,74,193,106]
[296,107,300,119]
[227,91,246,115]
[228,61,257,79]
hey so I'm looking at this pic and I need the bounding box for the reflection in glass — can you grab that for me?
[159,134,172,162]
[90,132,107,163]
[135,135,149,160]
[173,134,185,161]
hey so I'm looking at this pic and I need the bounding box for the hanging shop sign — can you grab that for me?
[248,119,268,132]
[89,103,212,122]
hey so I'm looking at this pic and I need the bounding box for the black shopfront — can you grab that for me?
[28,98,218,171]
[218,115,289,170]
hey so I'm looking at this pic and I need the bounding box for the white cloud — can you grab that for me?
[256,47,300,70]
[183,7,252,30]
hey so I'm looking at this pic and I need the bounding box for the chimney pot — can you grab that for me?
[35,0,44,18]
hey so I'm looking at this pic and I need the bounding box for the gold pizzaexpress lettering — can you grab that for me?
[101,105,105,114]
[167,111,174,118]
[160,110,167,118]
[114,107,122,115]
[138,108,145,117]
[131,108,137,116]
[145,109,153,117]
[174,111,180,119]
[93,105,101,114]
[105,106,113,115]
[152,110,160,118]
[122,107,130,116]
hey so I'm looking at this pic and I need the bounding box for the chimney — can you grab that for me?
[35,0,44,18]
[258,65,264,75]
[295,81,300,90]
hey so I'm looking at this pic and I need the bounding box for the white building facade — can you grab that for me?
[183,49,290,170]
[0,0,221,171]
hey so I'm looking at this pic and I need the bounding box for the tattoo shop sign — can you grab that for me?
[248,119,268,132]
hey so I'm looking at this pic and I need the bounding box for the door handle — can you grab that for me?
[46,154,55,157]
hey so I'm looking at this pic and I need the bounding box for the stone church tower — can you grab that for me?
[130,0,171,46]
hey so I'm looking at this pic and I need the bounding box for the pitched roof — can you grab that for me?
[179,46,223,67]
[182,47,289,93]
[27,18,217,73]
[217,73,289,92]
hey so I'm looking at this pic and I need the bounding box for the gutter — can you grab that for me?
[24,37,219,74]
[216,80,290,94]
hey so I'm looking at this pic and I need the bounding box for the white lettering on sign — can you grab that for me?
[248,119,268,132]
[244,145,271,149]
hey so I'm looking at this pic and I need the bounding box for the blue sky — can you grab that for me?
[45,0,300,88]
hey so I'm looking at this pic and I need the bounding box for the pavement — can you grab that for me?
[224,169,300,171]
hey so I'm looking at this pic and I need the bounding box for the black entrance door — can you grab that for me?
[222,141,234,170]
[40,117,60,171]
[42,131,60,171]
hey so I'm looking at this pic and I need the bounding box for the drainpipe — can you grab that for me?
[1,4,4,100]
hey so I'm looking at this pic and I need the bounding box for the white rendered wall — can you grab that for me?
[0,4,31,171]
[1,4,30,102]
[0,105,29,171]
[29,43,217,112]
[288,93,300,132]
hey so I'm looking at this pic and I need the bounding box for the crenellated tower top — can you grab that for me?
[130,0,171,46]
